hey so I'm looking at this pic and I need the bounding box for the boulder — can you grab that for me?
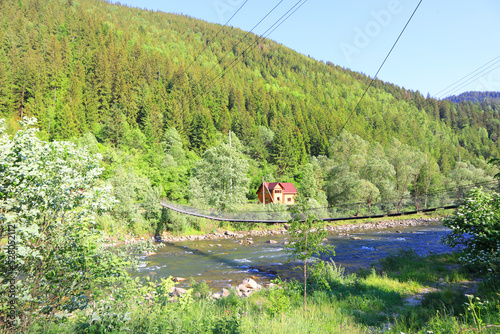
[242,278,261,290]
[237,284,251,294]
[232,286,243,297]
[172,277,187,282]
[267,240,277,244]
[221,288,230,297]
[169,287,188,297]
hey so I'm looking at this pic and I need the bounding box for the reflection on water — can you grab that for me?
[131,222,460,289]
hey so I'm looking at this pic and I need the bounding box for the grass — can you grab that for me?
[22,249,500,334]
[11,210,500,333]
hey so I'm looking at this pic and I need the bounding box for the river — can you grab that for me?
[132,221,461,289]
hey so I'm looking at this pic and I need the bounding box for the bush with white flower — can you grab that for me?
[0,118,129,331]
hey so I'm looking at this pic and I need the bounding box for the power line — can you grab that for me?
[195,0,285,90]
[263,0,308,38]
[434,54,500,99]
[438,60,500,99]
[199,0,308,93]
[332,0,423,143]
[185,0,249,73]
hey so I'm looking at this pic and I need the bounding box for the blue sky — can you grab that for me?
[120,0,500,98]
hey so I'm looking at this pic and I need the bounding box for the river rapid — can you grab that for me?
[132,219,461,289]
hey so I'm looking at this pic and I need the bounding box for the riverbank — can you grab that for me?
[101,215,443,248]
[156,217,441,243]
[33,250,499,334]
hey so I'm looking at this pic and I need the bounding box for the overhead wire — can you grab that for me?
[194,0,286,90]
[434,54,500,99]
[185,0,249,73]
[438,60,500,99]
[331,0,423,143]
[199,0,308,93]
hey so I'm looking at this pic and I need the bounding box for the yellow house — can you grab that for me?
[256,182,297,205]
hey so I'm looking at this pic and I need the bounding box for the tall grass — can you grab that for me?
[25,252,500,333]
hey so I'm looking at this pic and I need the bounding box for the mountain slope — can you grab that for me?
[0,0,499,174]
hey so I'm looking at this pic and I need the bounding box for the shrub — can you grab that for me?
[442,188,500,276]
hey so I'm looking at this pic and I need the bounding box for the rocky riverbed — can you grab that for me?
[132,218,459,290]
[155,218,441,243]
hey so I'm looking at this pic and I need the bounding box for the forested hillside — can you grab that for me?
[446,91,500,104]
[0,0,499,222]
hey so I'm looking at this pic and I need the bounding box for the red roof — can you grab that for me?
[260,182,297,194]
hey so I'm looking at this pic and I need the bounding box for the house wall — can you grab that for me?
[283,194,296,205]
[257,192,273,204]
[257,183,296,205]
[272,184,283,203]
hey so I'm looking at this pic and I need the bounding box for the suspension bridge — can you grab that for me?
[160,181,498,224]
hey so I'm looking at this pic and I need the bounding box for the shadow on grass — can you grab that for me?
[318,273,405,327]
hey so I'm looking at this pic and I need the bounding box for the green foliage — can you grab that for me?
[212,313,242,334]
[443,187,500,276]
[0,0,498,220]
[285,201,335,310]
[190,137,249,211]
[0,118,130,330]
[266,287,292,317]
[488,158,500,179]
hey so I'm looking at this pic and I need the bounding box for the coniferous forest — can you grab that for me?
[1,0,500,201]
[0,0,499,230]
[2,0,500,333]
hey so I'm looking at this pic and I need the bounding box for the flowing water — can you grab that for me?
[132,222,460,289]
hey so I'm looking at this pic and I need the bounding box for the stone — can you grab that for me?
[172,277,187,282]
[237,284,251,294]
[242,278,261,290]
[232,286,243,297]
[221,288,230,297]
[267,240,277,244]
[351,237,362,240]
[169,287,188,297]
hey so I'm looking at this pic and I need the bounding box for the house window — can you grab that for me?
[276,197,280,202]
[275,190,282,193]
[288,198,292,202]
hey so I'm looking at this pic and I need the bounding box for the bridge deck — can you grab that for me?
[160,201,458,224]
